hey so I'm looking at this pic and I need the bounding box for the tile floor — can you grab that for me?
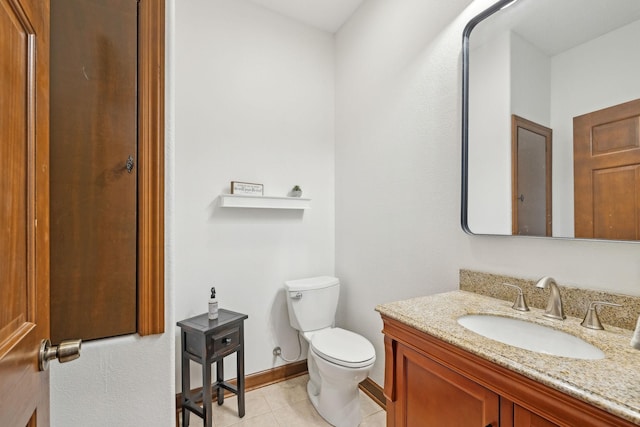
[178,374,386,427]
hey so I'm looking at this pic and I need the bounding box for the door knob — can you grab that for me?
[39,339,82,371]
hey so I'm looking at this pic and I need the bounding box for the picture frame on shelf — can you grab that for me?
[230,181,263,196]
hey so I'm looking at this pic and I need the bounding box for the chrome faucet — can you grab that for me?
[535,276,565,320]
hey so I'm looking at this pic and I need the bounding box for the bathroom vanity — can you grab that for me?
[377,291,640,427]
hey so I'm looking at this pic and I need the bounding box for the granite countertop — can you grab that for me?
[376,290,640,424]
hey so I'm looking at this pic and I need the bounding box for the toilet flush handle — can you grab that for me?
[290,292,303,300]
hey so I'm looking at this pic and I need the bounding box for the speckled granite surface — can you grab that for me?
[459,269,640,330]
[376,291,640,424]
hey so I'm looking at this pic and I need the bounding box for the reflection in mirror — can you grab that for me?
[462,0,640,240]
[512,115,552,237]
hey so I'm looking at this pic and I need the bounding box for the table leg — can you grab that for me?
[237,341,245,417]
[202,358,213,427]
[181,331,191,427]
[216,357,225,405]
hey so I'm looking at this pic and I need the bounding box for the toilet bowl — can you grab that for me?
[305,328,375,427]
[284,277,376,427]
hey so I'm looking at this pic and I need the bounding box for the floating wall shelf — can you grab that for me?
[219,194,311,210]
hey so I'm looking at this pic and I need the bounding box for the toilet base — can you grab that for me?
[307,378,362,427]
[306,349,375,427]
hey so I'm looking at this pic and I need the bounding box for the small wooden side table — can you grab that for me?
[178,309,248,427]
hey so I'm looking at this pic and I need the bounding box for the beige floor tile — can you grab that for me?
[360,410,386,427]
[358,390,383,419]
[271,398,330,427]
[260,374,310,412]
[212,392,272,427]
[227,412,280,427]
[178,375,385,427]
[179,413,203,427]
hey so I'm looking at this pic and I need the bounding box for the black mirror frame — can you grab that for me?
[461,0,521,235]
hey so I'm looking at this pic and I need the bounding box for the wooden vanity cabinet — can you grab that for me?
[392,340,500,426]
[381,315,635,427]
[513,405,560,427]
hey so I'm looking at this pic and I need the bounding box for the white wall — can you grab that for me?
[510,32,550,126]
[335,0,640,387]
[550,19,640,237]
[335,0,478,384]
[174,0,335,390]
[50,1,177,425]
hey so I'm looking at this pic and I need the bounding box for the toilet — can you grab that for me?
[284,276,376,427]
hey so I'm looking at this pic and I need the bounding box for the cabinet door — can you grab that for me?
[514,404,560,427]
[395,343,500,427]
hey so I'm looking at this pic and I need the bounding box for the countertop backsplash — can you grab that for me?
[459,269,640,331]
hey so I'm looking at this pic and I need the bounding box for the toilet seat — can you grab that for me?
[310,328,375,368]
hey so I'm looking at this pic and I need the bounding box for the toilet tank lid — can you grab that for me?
[284,276,339,291]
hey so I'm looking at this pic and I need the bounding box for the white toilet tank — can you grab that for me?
[284,276,340,332]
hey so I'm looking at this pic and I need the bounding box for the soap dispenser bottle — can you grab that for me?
[631,315,640,350]
[208,287,218,320]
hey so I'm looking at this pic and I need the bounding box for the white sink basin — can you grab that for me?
[457,314,604,360]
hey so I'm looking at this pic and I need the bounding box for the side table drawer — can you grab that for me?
[211,326,240,358]
[184,325,240,360]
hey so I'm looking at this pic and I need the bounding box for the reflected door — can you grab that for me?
[511,116,553,236]
[574,98,640,240]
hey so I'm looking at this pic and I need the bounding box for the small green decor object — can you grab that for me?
[291,185,302,197]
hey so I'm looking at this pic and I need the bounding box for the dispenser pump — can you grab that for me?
[208,286,219,320]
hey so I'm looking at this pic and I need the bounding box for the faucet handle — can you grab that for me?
[581,301,622,330]
[502,283,530,312]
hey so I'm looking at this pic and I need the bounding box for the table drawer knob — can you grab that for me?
[222,337,232,345]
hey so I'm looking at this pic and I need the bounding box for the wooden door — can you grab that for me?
[512,115,552,236]
[50,0,138,342]
[574,98,640,240]
[0,0,51,425]
[394,343,499,427]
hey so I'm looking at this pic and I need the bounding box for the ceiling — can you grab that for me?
[475,0,640,56]
[248,0,365,33]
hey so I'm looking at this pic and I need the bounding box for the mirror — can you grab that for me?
[462,0,640,240]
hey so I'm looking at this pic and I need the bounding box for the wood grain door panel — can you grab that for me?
[592,165,639,239]
[0,0,29,344]
[574,98,640,240]
[50,0,138,342]
[0,0,50,424]
[395,343,499,427]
